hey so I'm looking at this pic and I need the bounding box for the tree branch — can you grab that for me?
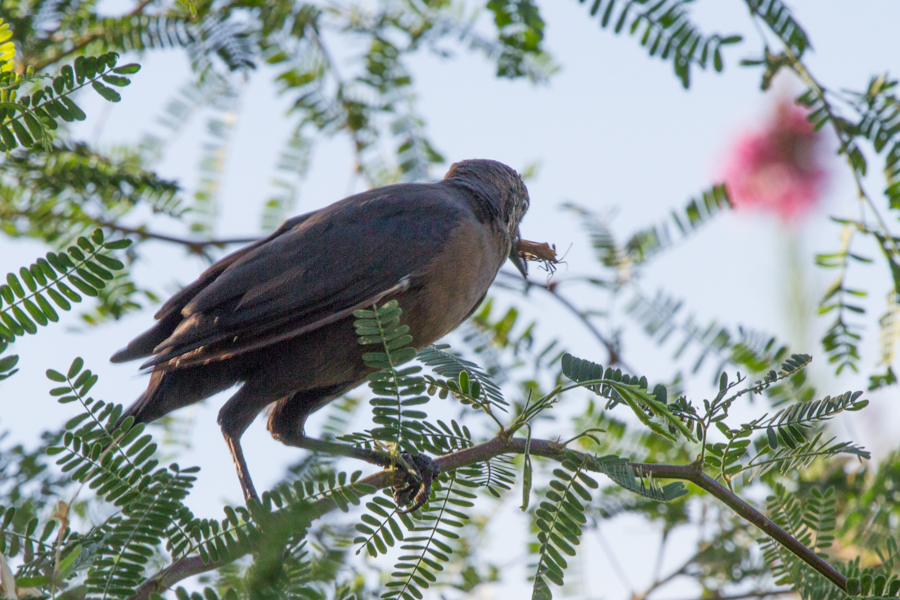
[128,434,847,600]
[93,219,258,258]
[662,591,793,600]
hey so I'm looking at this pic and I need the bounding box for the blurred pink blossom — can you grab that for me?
[722,100,829,221]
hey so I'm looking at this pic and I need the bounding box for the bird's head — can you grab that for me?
[444,159,530,276]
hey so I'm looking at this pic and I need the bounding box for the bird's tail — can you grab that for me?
[117,370,169,428]
[117,362,241,433]
[98,371,170,460]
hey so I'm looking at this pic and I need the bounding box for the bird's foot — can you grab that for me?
[392,452,440,513]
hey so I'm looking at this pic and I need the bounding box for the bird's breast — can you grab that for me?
[395,219,508,347]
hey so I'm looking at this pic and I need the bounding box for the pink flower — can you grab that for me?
[722,100,828,221]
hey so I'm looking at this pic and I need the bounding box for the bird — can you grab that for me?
[111,159,531,505]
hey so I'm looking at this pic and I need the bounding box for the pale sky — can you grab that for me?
[2,2,899,598]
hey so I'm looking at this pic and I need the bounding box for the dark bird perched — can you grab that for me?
[112,159,530,505]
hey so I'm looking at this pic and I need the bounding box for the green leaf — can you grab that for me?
[67,275,99,297]
[46,369,66,382]
[7,273,24,298]
[0,123,17,149]
[22,112,43,138]
[113,63,141,74]
[104,239,133,250]
[68,357,84,379]
[92,81,122,102]
[12,305,36,334]
[59,96,86,121]
[0,354,19,373]
[102,74,131,87]
[57,544,82,579]
[47,288,71,311]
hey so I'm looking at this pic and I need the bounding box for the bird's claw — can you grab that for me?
[392,452,439,513]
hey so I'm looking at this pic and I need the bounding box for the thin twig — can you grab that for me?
[496,270,628,370]
[594,524,633,595]
[630,530,694,600]
[95,219,257,258]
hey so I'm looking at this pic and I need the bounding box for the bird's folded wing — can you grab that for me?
[109,212,316,363]
[136,184,469,369]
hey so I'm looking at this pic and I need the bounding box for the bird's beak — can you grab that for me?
[509,230,528,278]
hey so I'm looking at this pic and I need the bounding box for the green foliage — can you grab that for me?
[590,453,687,501]
[761,485,900,600]
[761,485,842,599]
[0,229,131,344]
[1,355,384,599]
[530,451,594,599]
[0,313,886,600]
[0,53,140,152]
[45,356,160,505]
[487,0,548,79]
[561,352,693,441]
[354,493,415,558]
[567,183,731,273]
[626,288,818,404]
[1,142,182,224]
[576,0,742,88]
[23,358,201,599]
[744,0,811,57]
[382,474,475,599]
[0,351,18,379]
[707,412,870,487]
[679,357,870,488]
[419,343,509,412]
[470,298,537,358]
[189,83,241,234]
[625,184,731,265]
[260,128,313,232]
[0,229,132,379]
[817,223,867,374]
[738,9,900,380]
[2,3,900,600]
[354,300,429,453]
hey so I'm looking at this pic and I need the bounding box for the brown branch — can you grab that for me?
[128,436,847,600]
[630,462,847,591]
[661,591,793,600]
[0,206,256,259]
[94,219,258,258]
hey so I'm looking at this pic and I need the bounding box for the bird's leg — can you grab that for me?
[269,391,437,511]
[218,385,282,505]
[268,390,396,468]
[223,430,259,503]
[287,435,393,469]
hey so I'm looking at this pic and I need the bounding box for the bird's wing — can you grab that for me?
[129,183,471,369]
[109,212,316,363]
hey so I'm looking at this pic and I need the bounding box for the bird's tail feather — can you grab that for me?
[118,370,169,427]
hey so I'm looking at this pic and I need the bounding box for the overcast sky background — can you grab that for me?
[2,1,900,598]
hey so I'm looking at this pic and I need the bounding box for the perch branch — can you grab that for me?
[128,435,846,600]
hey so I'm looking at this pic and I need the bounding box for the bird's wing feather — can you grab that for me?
[109,212,317,363]
[136,182,471,369]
